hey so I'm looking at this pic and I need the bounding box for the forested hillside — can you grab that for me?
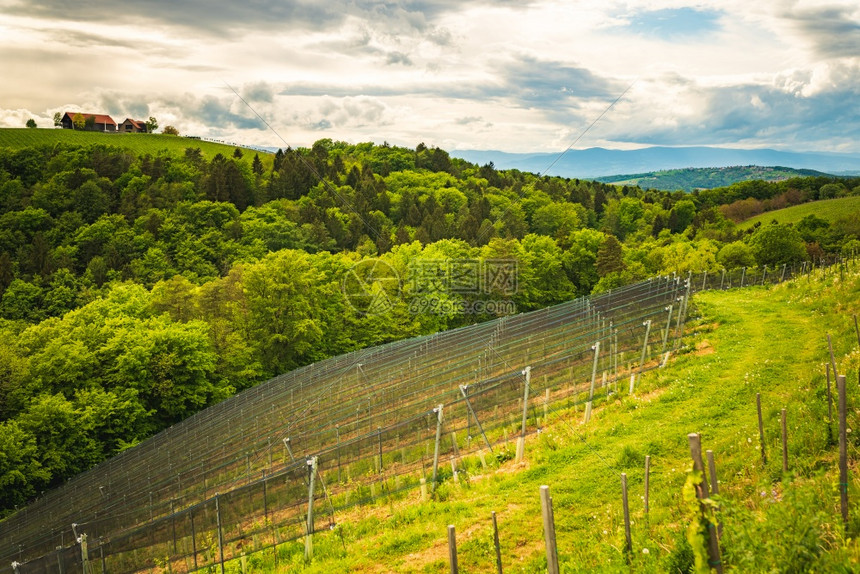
[0,136,859,515]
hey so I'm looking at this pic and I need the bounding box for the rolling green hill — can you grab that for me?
[597,165,827,191]
[737,195,860,230]
[0,128,272,168]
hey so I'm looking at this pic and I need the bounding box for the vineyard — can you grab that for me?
[0,263,834,574]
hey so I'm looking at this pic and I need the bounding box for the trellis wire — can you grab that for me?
[1,257,849,574]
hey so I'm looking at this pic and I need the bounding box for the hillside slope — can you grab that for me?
[595,165,828,191]
[287,269,860,573]
[0,128,272,167]
[737,195,860,230]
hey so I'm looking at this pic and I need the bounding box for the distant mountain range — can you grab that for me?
[450,146,860,180]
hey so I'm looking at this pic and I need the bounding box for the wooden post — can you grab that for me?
[621,473,632,556]
[706,450,718,495]
[492,511,503,574]
[447,525,458,574]
[826,362,834,424]
[838,375,849,526]
[854,314,859,348]
[540,486,559,574]
[781,408,788,473]
[644,455,651,515]
[756,393,767,465]
[688,434,723,573]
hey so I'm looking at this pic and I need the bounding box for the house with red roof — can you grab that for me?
[120,118,148,133]
[61,112,117,132]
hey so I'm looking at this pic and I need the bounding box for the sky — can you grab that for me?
[1,0,859,153]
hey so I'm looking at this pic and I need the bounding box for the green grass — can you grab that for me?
[0,128,273,168]
[737,196,860,230]
[221,265,860,573]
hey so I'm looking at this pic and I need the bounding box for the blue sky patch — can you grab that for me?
[619,7,722,39]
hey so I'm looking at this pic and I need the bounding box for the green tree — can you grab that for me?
[53,112,62,127]
[596,235,625,277]
[25,119,37,129]
[145,116,159,133]
[717,241,756,269]
[241,250,327,374]
[72,113,85,130]
[163,125,179,136]
[748,224,807,266]
[0,420,49,514]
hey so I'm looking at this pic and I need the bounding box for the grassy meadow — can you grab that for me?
[0,128,273,168]
[218,265,860,573]
[737,196,860,230]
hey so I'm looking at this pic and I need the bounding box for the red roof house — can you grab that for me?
[61,112,118,132]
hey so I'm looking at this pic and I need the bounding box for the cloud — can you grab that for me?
[160,94,267,131]
[607,64,860,150]
[243,81,275,103]
[5,0,522,37]
[385,51,413,66]
[780,4,860,59]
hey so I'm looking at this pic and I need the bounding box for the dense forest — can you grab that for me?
[0,138,858,515]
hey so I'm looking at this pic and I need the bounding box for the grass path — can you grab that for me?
[249,271,860,573]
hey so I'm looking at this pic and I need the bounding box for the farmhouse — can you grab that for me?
[120,118,148,133]
[61,112,117,132]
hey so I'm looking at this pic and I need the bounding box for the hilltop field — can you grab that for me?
[0,128,273,169]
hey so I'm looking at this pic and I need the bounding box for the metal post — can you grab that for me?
[460,385,493,453]
[190,506,198,570]
[377,426,383,474]
[720,269,725,290]
[585,341,600,423]
[80,534,90,574]
[633,320,652,393]
[432,405,444,491]
[540,486,559,574]
[215,494,225,574]
[305,456,318,561]
[336,425,341,483]
[520,367,531,438]
[740,267,746,287]
[828,333,839,380]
